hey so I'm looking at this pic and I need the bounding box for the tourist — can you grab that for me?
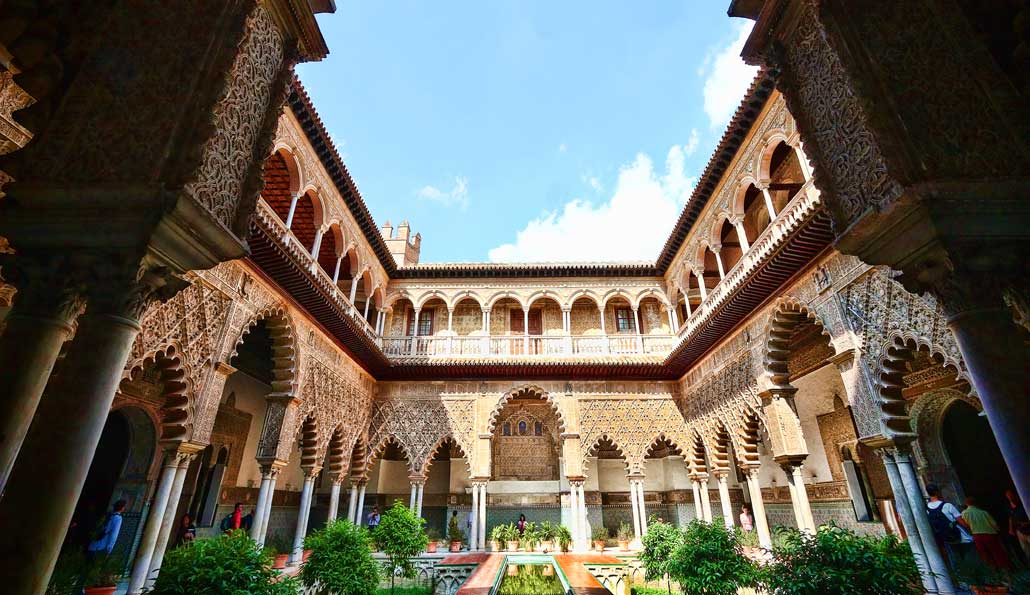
[175,513,196,547]
[220,502,244,533]
[925,483,973,567]
[959,496,1010,569]
[517,514,527,535]
[367,506,381,531]
[466,507,474,537]
[739,504,754,532]
[1002,488,1029,562]
[241,508,255,532]
[86,500,126,560]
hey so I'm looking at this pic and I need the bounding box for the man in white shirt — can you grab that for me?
[925,484,973,569]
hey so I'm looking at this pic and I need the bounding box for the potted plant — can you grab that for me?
[501,523,520,551]
[83,554,121,595]
[538,521,557,552]
[490,524,506,552]
[667,520,759,595]
[762,525,923,595]
[521,522,540,552]
[556,524,573,552]
[300,520,380,595]
[616,522,633,551]
[264,533,292,569]
[447,515,465,552]
[373,501,428,595]
[592,526,609,551]
[953,557,1009,595]
[426,527,442,553]
[149,530,299,595]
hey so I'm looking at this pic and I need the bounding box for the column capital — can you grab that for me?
[257,460,288,477]
[301,465,322,480]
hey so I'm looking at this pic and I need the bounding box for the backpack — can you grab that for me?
[927,502,960,542]
[219,513,233,532]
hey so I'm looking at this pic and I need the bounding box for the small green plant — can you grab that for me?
[762,525,922,595]
[667,520,758,595]
[616,521,634,542]
[46,550,122,594]
[640,519,683,595]
[538,520,558,543]
[150,530,298,595]
[447,515,465,544]
[374,501,428,595]
[521,522,540,550]
[592,526,610,542]
[263,532,292,556]
[555,524,573,552]
[301,520,379,595]
[426,526,443,543]
[734,526,759,548]
[495,522,519,544]
[490,523,507,544]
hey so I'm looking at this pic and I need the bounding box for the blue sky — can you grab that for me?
[297,3,757,263]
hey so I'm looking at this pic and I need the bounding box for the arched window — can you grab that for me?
[518,420,527,435]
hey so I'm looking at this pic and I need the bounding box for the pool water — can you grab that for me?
[496,563,566,595]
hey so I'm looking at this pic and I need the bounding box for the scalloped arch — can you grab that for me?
[228,305,300,397]
[487,385,566,434]
[761,297,835,390]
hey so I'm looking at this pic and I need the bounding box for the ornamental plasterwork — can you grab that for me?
[366,398,476,475]
[293,356,373,466]
[577,397,692,475]
[377,379,677,400]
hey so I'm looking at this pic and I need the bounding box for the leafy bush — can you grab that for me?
[426,526,443,543]
[46,550,121,595]
[301,520,380,595]
[538,521,558,542]
[762,525,922,595]
[521,522,540,550]
[640,520,683,582]
[616,521,634,542]
[494,522,519,544]
[263,532,292,556]
[592,526,610,542]
[149,530,298,595]
[734,526,759,548]
[374,501,428,594]
[667,520,758,595]
[631,587,675,595]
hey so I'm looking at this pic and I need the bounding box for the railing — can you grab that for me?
[381,333,673,359]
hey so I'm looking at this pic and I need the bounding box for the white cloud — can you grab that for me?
[700,20,759,128]
[684,128,700,157]
[559,143,567,153]
[417,176,469,209]
[487,146,696,263]
[588,176,603,193]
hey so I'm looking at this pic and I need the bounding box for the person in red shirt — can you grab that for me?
[222,502,244,534]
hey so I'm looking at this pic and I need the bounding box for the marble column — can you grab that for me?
[0,299,151,595]
[567,481,580,551]
[290,470,318,564]
[251,464,282,543]
[790,464,816,532]
[409,481,418,511]
[699,476,713,523]
[715,471,734,529]
[347,483,359,523]
[879,449,939,594]
[690,476,704,521]
[628,478,642,540]
[257,469,280,544]
[744,468,772,549]
[416,482,425,518]
[0,280,83,495]
[477,482,487,550]
[356,483,367,526]
[470,482,480,551]
[896,448,955,594]
[575,483,589,549]
[636,479,648,534]
[126,452,182,594]
[146,452,198,587]
[327,478,342,522]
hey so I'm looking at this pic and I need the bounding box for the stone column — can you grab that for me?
[309,228,324,259]
[356,482,367,526]
[631,307,643,352]
[744,468,772,549]
[409,481,418,512]
[0,266,84,495]
[410,308,420,355]
[290,469,319,565]
[126,450,185,594]
[331,255,343,283]
[715,471,734,529]
[896,447,955,594]
[636,479,648,534]
[567,480,580,551]
[791,464,816,532]
[349,277,359,305]
[0,272,167,595]
[712,244,726,279]
[470,482,480,551]
[733,219,750,252]
[255,466,282,544]
[327,477,343,522]
[698,475,713,523]
[416,482,425,518]
[628,477,642,540]
[693,270,708,301]
[599,305,610,354]
[362,298,371,320]
[285,192,301,229]
[478,482,487,550]
[760,186,776,220]
[523,306,529,354]
[879,449,939,594]
[146,450,199,586]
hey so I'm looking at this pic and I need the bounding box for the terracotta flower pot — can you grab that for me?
[449,541,462,552]
[506,540,520,551]
[490,540,500,552]
[273,554,289,569]
[617,540,630,551]
[84,588,117,595]
[593,540,605,551]
[540,540,553,552]
[302,549,313,562]
[427,541,438,553]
